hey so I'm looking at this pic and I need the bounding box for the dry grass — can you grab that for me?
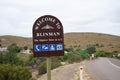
[64,32,120,52]
[0,32,120,52]
[0,35,32,48]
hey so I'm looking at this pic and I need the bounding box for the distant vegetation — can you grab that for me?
[0,64,31,80]
[0,32,120,52]
[0,43,120,80]
[0,33,120,79]
[0,44,32,80]
[64,32,120,52]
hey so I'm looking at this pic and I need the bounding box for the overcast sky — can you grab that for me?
[0,0,120,37]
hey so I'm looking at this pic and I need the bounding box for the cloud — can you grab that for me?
[0,0,120,37]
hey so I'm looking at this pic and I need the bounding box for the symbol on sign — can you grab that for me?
[41,25,54,29]
[49,44,55,51]
[34,45,41,52]
[42,44,49,51]
[56,44,63,50]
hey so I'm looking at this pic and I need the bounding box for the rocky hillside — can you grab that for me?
[0,32,120,52]
[64,32,120,52]
[0,35,32,48]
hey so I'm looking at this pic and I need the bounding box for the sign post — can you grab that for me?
[47,57,51,80]
[32,15,64,80]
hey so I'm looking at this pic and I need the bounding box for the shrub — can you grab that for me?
[38,57,62,75]
[104,52,113,57]
[0,52,25,66]
[86,45,96,54]
[95,51,106,57]
[38,61,46,75]
[59,52,73,61]
[51,57,62,69]
[7,43,21,53]
[0,64,32,80]
[23,46,28,50]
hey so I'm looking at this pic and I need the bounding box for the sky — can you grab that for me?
[0,0,120,37]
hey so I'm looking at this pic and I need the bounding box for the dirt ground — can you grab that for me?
[31,61,93,80]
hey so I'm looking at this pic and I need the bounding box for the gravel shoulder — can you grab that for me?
[36,61,93,80]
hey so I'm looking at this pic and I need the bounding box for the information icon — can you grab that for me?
[42,44,49,51]
[49,44,55,51]
[56,44,63,50]
[34,44,41,52]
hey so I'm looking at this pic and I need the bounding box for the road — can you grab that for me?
[86,57,120,80]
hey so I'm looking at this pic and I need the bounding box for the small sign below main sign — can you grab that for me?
[33,15,64,57]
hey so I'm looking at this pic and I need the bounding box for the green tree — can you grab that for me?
[24,46,28,50]
[0,52,3,63]
[7,43,21,53]
[6,43,22,65]
[38,57,61,75]
[86,45,96,54]
[26,54,45,68]
[95,51,106,57]
[0,44,2,47]
[77,50,89,60]
[0,64,32,80]
[29,48,33,53]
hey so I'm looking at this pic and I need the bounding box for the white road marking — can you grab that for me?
[107,58,120,70]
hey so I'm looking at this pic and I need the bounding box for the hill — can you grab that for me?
[0,35,32,48]
[0,32,120,52]
[64,32,120,52]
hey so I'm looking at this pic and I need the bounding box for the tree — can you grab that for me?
[0,64,32,80]
[38,57,61,75]
[7,43,21,53]
[29,48,33,53]
[0,52,3,63]
[86,45,96,54]
[24,46,28,50]
[95,51,106,57]
[7,43,22,65]
[0,44,2,47]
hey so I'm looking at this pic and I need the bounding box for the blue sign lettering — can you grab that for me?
[34,44,41,52]
[49,44,55,51]
[56,44,63,50]
[42,44,49,51]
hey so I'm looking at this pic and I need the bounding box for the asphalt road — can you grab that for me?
[86,57,120,80]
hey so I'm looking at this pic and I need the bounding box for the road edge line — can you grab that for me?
[107,58,120,70]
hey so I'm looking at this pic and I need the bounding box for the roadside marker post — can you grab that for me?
[80,66,83,80]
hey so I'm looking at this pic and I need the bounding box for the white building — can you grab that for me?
[0,47,7,52]
[20,49,31,54]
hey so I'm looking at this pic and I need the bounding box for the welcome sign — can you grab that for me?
[33,15,64,57]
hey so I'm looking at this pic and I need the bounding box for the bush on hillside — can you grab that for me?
[0,64,32,80]
[95,51,113,58]
[38,61,46,75]
[95,51,106,57]
[86,45,96,54]
[0,52,25,66]
[104,52,113,57]
[38,57,62,75]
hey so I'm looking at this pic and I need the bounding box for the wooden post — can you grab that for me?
[47,57,51,80]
